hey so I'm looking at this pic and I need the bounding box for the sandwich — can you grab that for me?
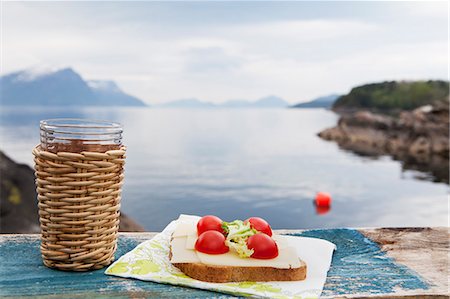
[170,215,307,283]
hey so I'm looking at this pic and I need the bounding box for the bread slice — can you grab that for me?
[172,260,307,283]
[170,247,307,283]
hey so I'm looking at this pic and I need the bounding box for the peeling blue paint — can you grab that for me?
[0,236,226,298]
[292,229,429,296]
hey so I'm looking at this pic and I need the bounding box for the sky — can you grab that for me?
[2,1,448,105]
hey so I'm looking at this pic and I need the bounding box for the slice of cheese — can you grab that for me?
[170,236,200,263]
[196,246,300,269]
[172,221,197,237]
[178,214,201,221]
[272,235,288,249]
[185,233,197,250]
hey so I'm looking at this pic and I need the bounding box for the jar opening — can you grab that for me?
[40,118,123,153]
[41,118,122,130]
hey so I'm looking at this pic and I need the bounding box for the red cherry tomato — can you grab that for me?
[247,233,278,259]
[245,217,273,236]
[197,215,224,235]
[195,231,229,254]
[315,192,331,207]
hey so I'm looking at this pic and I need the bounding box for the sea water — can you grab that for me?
[0,107,447,231]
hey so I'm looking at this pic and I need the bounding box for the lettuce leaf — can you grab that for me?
[222,220,257,258]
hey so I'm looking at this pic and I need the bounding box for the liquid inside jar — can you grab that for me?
[40,119,123,153]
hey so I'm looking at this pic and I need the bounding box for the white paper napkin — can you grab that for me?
[105,215,336,298]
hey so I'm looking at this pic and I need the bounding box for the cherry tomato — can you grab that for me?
[247,233,278,259]
[315,192,331,207]
[195,231,229,254]
[197,215,224,235]
[245,217,273,236]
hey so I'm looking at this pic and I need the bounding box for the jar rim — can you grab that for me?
[40,118,122,130]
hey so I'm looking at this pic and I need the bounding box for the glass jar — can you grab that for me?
[34,118,126,271]
[40,118,123,153]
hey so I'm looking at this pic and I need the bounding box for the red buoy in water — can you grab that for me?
[315,192,331,207]
[315,204,331,215]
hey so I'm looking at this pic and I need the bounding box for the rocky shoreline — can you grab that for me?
[318,102,449,183]
[0,151,145,233]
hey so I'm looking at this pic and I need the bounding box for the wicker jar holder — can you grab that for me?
[33,145,126,271]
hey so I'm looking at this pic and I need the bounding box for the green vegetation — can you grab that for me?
[333,80,449,111]
[3,181,22,205]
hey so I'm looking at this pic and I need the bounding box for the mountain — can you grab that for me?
[160,95,289,108]
[291,94,340,109]
[88,80,145,106]
[333,80,449,112]
[159,98,216,108]
[221,95,288,108]
[0,67,146,106]
[251,95,289,108]
[221,99,254,108]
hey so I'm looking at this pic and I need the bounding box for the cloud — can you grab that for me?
[405,1,448,18]
[183,47,243,73]
[2,2,447,104]
[236,19,378,41]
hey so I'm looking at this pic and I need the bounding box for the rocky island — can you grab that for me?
[0,151,145,233]
[318,80,449,183]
